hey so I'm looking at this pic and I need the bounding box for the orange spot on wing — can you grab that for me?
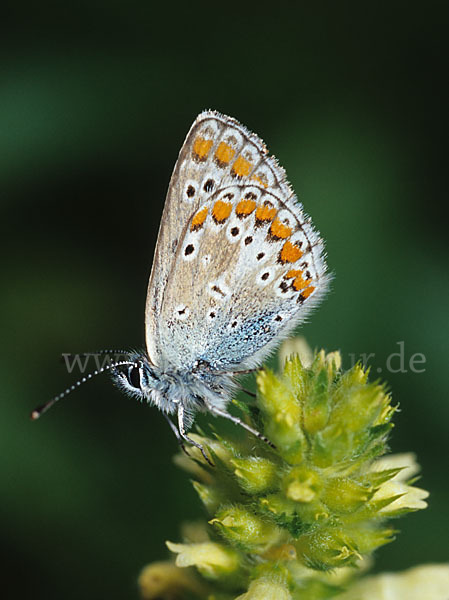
[232,155,252,177]
[193,137,213,161]
[301,285,315,299]
[251,173,268,188]
[280,241,303,263]
[255,204,277,222]
[285,269,311,291]
[270,218,292,239]
[215,142,236,166]
[212,200,233,223]
[190,207,208,231]
[235,199,257,217]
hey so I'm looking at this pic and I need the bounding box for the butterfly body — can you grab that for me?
[114,352,235,428]
[111,110,329,459]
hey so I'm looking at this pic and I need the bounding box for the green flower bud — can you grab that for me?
[302,366,332,434]
[210,505,282,551]
[231,456,278,494]
[322,477,373,514]
[257,368,306,463]
[296,528,363,570]
[283,466,322,503]
[192,480,224,513]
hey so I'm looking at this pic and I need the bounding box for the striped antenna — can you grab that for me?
[30,360,137,420]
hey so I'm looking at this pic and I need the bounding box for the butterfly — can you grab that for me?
[33,111,329,464]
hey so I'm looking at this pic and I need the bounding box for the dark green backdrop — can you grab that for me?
[1,2,448,598]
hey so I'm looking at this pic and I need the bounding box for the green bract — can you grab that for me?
[140,347,429,600]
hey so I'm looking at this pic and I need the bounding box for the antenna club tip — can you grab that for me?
[30,410,41,420]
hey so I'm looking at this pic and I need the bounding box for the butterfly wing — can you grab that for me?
[146,111,329,370]
[145,111,257,362]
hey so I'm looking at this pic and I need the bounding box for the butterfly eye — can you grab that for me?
[127,366,141,389]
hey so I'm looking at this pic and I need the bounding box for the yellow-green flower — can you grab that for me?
[334,564,449,600]
[138,561,207,599]
[141,342,429,599]
[166,541,241,580]
[369,453,429,514]
[235,576,291,600]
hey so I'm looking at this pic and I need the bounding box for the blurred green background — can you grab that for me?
[1,2,448,598]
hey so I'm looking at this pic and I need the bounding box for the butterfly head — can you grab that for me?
[111,352,161,401]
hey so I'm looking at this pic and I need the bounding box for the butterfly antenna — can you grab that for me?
[90,349,129,355]
[30,360,137,420]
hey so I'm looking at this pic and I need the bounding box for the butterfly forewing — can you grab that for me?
[145,112,254,361]
[145,111,328,371]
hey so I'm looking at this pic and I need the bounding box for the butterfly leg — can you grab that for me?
[177,404,214,467]
[163,412,192,459]
[204,403,276,450]
[240,386,256,398]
